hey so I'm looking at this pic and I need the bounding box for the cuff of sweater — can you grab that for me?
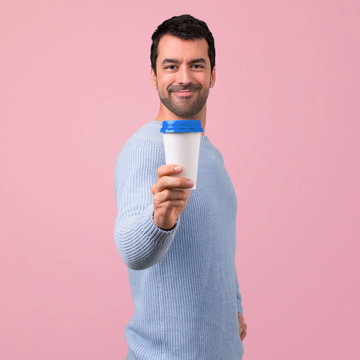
[237,298,244,317]
[140,203,181,243]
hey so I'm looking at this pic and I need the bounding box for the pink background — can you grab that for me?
[1,0,359,359]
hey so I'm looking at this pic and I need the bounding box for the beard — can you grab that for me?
[158,82,210,118]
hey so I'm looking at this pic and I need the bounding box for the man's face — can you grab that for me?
[151,34,216,118]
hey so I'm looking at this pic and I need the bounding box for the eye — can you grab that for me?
[192,64,205,69]
[165,65,176,70]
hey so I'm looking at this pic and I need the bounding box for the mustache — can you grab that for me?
[168,83,202,92]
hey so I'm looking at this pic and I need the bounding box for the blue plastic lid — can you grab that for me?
[160,120,203,133]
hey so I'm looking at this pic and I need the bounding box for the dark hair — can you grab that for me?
[150,14,215,76]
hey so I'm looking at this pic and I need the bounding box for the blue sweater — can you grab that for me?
[114,120,244,359]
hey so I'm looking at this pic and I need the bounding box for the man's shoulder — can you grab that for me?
[115,121,164,168]
[123,120,163,150]
[114,121,165,187]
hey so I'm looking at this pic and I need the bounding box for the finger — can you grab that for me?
[157,164,182,179]
[240,331,246,341]
[156,188,189,203]
[240,325,247,341]
[156,199,188,210]
[156,176,193,192]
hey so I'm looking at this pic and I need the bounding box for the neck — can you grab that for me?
[155,104,207,136]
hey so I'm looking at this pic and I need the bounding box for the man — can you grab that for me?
[114,14,247,359]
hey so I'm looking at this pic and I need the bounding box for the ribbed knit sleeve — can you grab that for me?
[235,265,244,316]
[113,138,181,270]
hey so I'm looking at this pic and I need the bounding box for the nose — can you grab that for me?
[176,65,192,85]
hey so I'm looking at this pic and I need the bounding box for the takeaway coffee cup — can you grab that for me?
[160,120,203,190]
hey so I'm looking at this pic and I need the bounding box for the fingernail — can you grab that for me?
[186,180,194,187]
[174,165,181,172]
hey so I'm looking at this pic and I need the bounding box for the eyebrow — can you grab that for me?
[161,58,207,66]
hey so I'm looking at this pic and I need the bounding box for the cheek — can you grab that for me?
[161,81,175,93]
[156,76,169,89]
[160,71,178,83]
[195,73,211,86]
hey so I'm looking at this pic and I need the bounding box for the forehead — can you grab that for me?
[157,34,209,63]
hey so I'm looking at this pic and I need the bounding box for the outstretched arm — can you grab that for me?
[113,138,180,270]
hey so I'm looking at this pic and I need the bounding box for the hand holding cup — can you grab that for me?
[151,164,194,230]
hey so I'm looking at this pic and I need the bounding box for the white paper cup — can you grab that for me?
[160,120,203,190]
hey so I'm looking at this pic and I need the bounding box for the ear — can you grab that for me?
[210,65,216,88]
[150,67,157,89]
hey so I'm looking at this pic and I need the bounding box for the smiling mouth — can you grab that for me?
[173,90,196,97]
